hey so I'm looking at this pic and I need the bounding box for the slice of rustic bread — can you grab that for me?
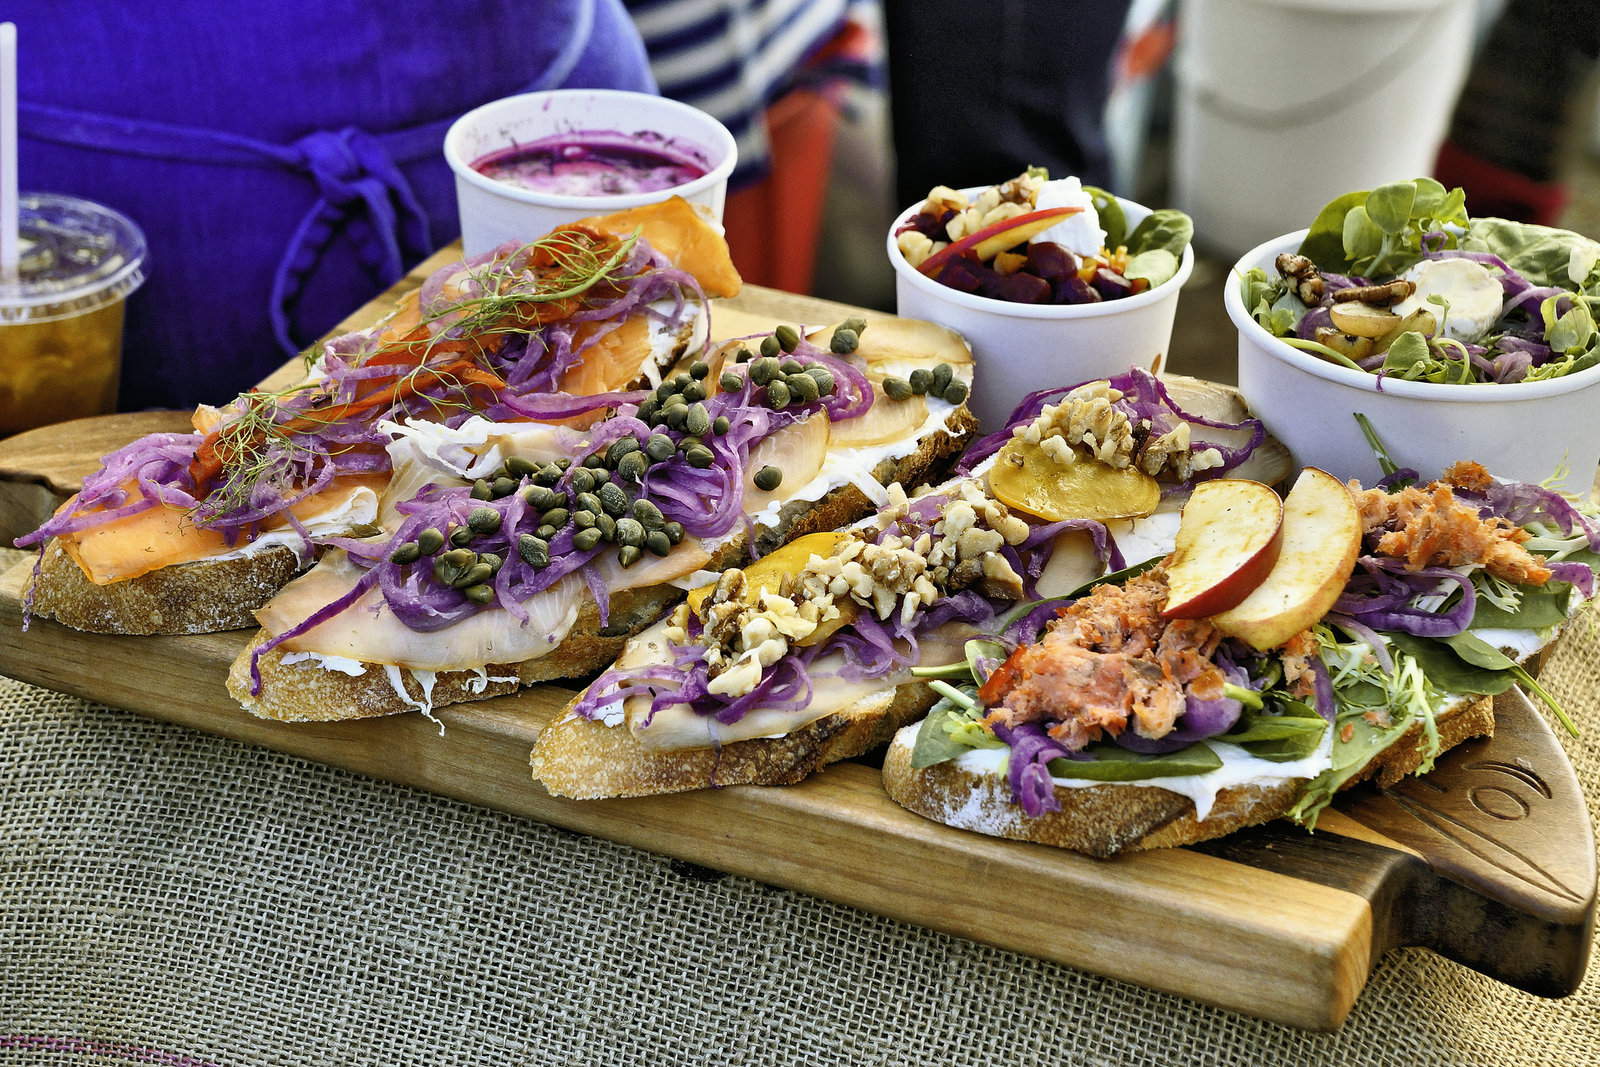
[881,694,1496,858]
[532,678,940,799]
[27,537,309,636]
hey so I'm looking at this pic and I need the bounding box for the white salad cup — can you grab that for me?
[1227,228,1600,495]
[888,191,1194,434]
[445,89,737,257]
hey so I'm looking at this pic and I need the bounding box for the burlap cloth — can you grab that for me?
[2,553,1597,1066]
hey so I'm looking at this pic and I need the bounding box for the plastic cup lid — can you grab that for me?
[0,192,148,323]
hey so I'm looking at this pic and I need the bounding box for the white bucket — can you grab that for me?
[1170,0,1475,259]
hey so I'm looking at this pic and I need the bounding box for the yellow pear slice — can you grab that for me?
[828,379,930,447]
[807,317,972,367]
[742,413,830,513]
[685,529,853,614]
[988,439,1160,521]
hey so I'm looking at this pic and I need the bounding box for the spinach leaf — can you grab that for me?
[1083,184,1126,250]
[1046,742,1223,782]
[1385,632,1520,696]
[1460,217,1600,291]
[910,701,1001,768]
[1470,580,1576,630]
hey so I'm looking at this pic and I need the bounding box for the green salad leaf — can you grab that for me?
[1296,178,1468,277]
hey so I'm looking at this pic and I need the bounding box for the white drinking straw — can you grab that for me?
[1,22,18,277]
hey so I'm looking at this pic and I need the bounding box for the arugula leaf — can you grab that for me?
[910,699,1002,769]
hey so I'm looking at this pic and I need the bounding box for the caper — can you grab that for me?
[753,465,783,491]
[682,381,706,404]
[606,436,641,466]
[455,562,494,589]
[618,451,649,482]
[645,530,672,557]
[518,534,550,568]
[569,468,596,494]
[787,372,820,404]
[572,527,603,552]
[842,316,869,336]
[760,334,781,358]
[598,481,630,517]
[883,376,913,401]
[749,356,780,386]
[735,346,755,363]
[582,451,607,470]
[637,397,661,424]
[766,379,791,409]
[442,547,476,568]
[533,463,562,487]
[471,478,493,500]
[712,415,730,436]
[908,368,932,394]
[491,476,519,499]
[575,491,602,516]
[618,544,643,568]
[616,517,645,547]
[450,526,475,547]
[674,371,694,391]
[524,485,559,511]
[573,509,597,530]
[780,358,803,375]
[416,528,445,556]
[665,405,688,432]
[720,371,744,394]
[685,402,712,437]
[829,327,859,354]
[542,507,570,530]
[504,455,537,479]
[775,324,800,352]
[685,445,715,469]
[536,524,557,541]
[594,513,617,541]
[479,552,503,574]
[463,584,496,605]
[678,434,702,453]
[631,498,664,530]
[931,362,954,392]
[645,433,676,462]
[655,379,676,401]
[690,360,710,380]
[390,541,421,566]
[663,520,684,545]
[663,391,689,411]
[942,379,970,405]
[806,366,835,396]
[467,507,502,535]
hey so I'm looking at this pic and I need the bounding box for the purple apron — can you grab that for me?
[15,0,656,411]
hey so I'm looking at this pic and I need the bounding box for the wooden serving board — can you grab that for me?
[1,265,1593,1030]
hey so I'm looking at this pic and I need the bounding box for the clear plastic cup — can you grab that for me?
[0,192,147,435]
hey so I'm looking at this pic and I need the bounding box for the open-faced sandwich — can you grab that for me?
[883,456,1599,857]
[226,316,979,722]
[18,197,739,635]
[530,369,1286,797]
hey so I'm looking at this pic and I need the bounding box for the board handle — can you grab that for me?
[1195,686,1596,997]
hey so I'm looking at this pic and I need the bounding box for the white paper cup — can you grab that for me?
[445,89,737,257]
[889,192,1193,433]
[1227,229,1600,495]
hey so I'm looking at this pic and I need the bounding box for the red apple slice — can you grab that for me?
[1208,467,1362,651]
[917,206,1081,279]
[1161,479,1284,619]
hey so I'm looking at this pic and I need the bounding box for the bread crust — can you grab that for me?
[532,678,941,799]
[881,694,1498,858]
[27,537,309,636]
[233,404,978,723]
